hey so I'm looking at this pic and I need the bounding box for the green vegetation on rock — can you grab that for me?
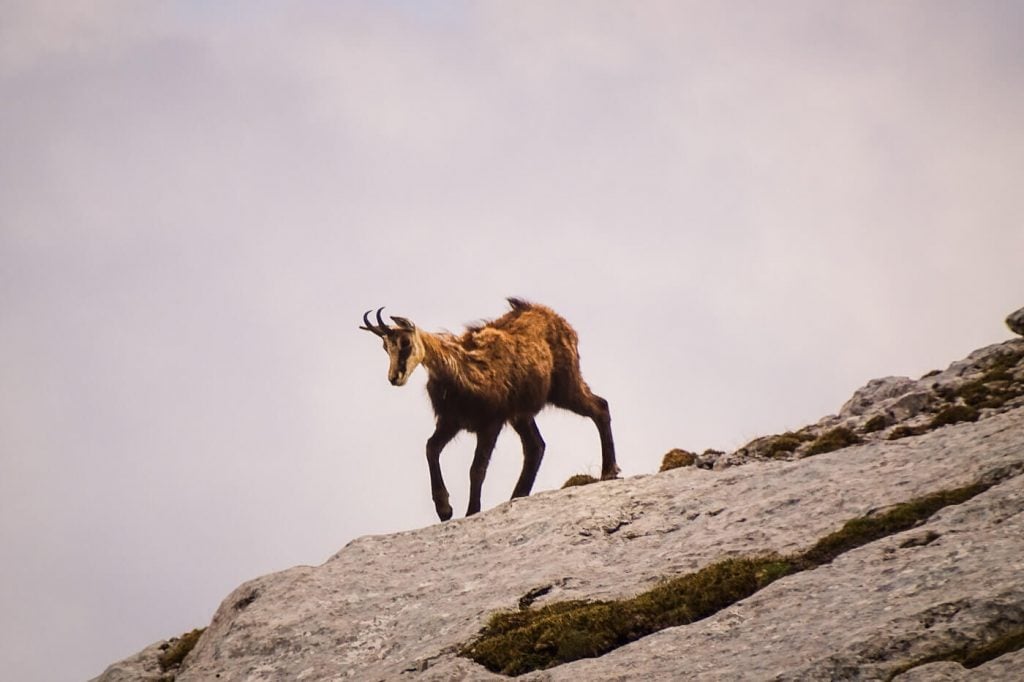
[929,404,980,429]
[763,432,809,458]
[805,427,862,456]
[954,348,1024,411]
[862,414,890,433]
[158,628,205,674]
[799,484,989,565]
[462,556,797,676]
[562,474,598,488]
[888,424,929,441]
[461,482,993,676]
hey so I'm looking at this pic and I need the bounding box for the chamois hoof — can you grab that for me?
[436,504,453,522]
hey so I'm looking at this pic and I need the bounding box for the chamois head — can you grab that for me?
[360,308,426,386]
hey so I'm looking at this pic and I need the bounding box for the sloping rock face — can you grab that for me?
[94,339,1024,682]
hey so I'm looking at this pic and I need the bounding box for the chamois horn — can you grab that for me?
[360,307,390,336]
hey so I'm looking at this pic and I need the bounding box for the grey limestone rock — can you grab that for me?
[95,407,1024,681]
[89,640,168,682]
[93,336,1024,682]
[894,649,1024,681]
[717,337,1024,467]
[839,376,919,418]
[1008,306,1024,336]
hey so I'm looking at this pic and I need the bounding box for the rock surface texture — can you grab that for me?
[1008,306,1024,337]
[94,333,1024,681]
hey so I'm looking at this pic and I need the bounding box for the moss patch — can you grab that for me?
[158,628,205,673]
[763,433,806,458]
[461,556,798,676]
[983,346,1024,377]
[954,349,1024,411]
[806,427,862,456]
[888,424,929,441]
[659,449,696,471]
[929,404,980,429]
[956,380,999,409]
[461,482,993,676]
[863,414,890,433]
[885,348,1023,440]
[562,474,598,488]
[749,431,816,459]
[799,484,988,565]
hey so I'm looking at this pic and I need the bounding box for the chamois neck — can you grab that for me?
[419,330,468,382]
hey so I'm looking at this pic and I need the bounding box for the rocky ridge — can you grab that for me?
[710,335,1024,470]
[93,312,1024,681]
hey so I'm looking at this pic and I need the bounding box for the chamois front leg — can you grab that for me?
[426,420,459,521]
[466,423,502,517]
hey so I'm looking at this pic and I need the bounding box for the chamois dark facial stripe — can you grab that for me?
[397,342,412,373]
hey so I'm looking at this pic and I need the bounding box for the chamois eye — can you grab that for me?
[399,337,411,349]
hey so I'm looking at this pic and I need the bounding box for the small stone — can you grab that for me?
[1007,306,1024,336]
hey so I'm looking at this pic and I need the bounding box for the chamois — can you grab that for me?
[360,298,618,521]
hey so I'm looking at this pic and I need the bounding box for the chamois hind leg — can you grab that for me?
[510,417,546,499]
[554,384,619,480]
[426,419,460,521]
[466,422,502,517]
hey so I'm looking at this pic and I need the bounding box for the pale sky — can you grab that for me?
[2,2,1023,680]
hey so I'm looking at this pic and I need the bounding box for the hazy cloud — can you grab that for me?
[2,3,1022,680]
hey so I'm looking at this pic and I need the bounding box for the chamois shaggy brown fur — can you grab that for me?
[360,298,618,521]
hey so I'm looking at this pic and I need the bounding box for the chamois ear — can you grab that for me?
[390,316,416,331]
